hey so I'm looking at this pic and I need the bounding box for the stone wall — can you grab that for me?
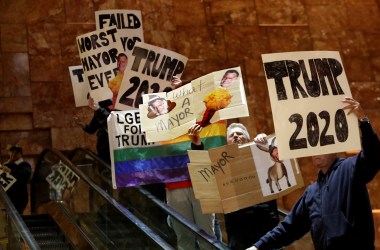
[0,0,380,232]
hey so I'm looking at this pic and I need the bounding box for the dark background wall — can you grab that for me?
[1,0,380,236]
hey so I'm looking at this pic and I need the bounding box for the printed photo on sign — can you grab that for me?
[191,67,248,126]
[0,169,17,191]
[262,51,361,160]
[250,136,297,196]
[69,65,89,107]
[139,85,196,142]
[115,42,188,111]
[76,27,125,104]
[95,10,144,53]
[145,94,176,118]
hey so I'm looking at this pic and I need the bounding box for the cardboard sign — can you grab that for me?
[139,67,249,142]
[76,27,124,103]
[45,161,80,191]
[115,42,188,111]
[69,65,89,107]
[108,110,226,188]
[262,51,361,160]
[188,137,303,214]
[0,169,17,191]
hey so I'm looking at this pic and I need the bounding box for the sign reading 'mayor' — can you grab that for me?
[188,138,303,214]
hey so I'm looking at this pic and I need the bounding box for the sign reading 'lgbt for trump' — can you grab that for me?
[108,110,227,188]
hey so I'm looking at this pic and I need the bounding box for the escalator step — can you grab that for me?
[35,236,65,243]
[22,214,73,249]
[38,241,71,250]
[27,226,60,235]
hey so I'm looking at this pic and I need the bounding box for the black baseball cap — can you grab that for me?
[9,145,22,154]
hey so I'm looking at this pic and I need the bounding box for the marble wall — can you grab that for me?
[1,0,380,236]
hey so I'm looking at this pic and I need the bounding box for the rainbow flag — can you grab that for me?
[108,110,226,188]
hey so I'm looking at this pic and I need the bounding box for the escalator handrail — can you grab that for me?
[33,147,174,250]
[52,201,100,249]
[71,147,228,249]
[0,188,41,250]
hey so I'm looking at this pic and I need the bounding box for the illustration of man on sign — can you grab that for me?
[256,136,292,193]
[147,95,176,119]
[198,69,239,127]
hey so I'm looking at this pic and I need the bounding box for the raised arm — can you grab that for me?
[342,97,380,181]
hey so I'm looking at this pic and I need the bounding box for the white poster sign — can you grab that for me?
[139,67,249,142]
[262,51,361,160]
[115,42,188,111]
[45,161,80,191]
[76,27,124,103]
[139,84,196,142]
[95,10,144,53]
[69,65,89,107]
[0,169,17,191]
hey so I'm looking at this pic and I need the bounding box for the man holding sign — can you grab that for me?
[189,123,280,250]
[247,98,380,250]
[0,145,32,214]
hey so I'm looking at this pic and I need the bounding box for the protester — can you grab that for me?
[189,123,280,250]
[0,145,32,214]
[74,97,112,164]
[247,97,380,250]
[164,76,216,250]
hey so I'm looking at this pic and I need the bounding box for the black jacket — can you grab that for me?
[5,159,32,214]
[255,121,380,250]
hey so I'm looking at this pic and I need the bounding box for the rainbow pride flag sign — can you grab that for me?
[108,110,226,188]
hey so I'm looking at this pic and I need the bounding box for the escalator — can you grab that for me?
[27,148,226,249]
[22,214,72,250]
[28,148,175,250]
[67,148,313,250]
[68,148,226,249]
[1,147,312,249]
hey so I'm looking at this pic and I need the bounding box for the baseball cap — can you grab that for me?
[9,145,22,154]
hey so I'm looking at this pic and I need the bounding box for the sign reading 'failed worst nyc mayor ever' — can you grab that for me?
[70,10,144,108]
[76,27,124,104]
[262,51,361,160]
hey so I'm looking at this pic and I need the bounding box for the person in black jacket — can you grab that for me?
[1,145,32,214]
[74,97,112,164]
[247,97,380,250]
[188,122,280,250]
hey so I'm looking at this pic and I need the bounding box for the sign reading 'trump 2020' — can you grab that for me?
[262,51,361,160]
